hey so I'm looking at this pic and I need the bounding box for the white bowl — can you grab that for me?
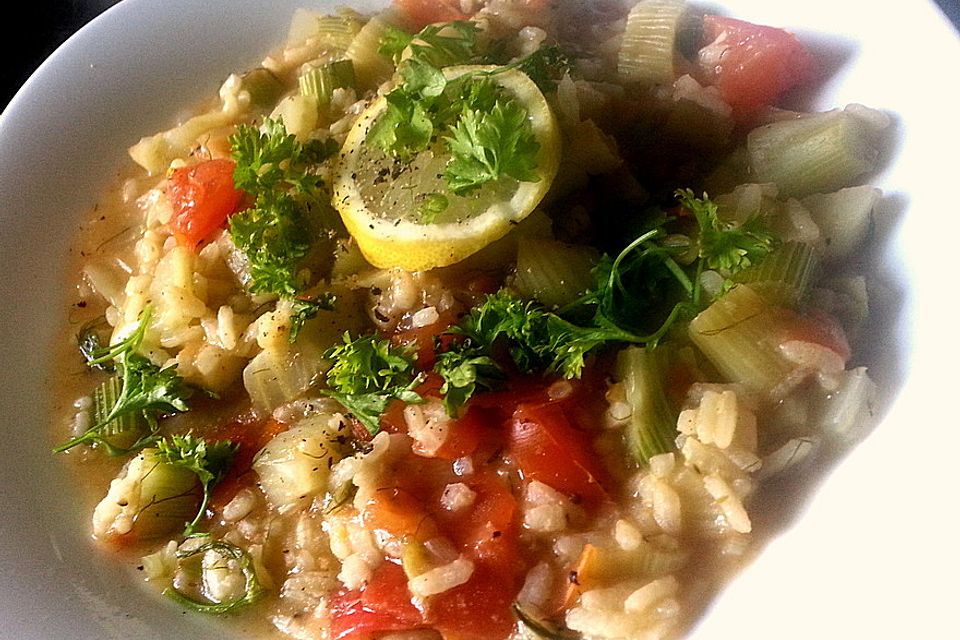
[0,1,957,638]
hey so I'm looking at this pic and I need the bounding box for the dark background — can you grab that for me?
[4,0,960,111]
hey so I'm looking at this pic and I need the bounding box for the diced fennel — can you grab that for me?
[615,346,678,465]
[734,241,820,308]
[802,185,881,262]
[164,540,264,614]
[286,8,363,51]
[346,15,397,90]
[253,412,351,509]
[128,73,251,174]
[91,448,201,541]
[513,237,598,309]
[688,284,794,395]
[746,104,890,198]
[618,0,689,85]
[816,366,876,444]
[299,59,356,108]
[270,93,320,141]
[572,539,688,592]
[243,301,330,410]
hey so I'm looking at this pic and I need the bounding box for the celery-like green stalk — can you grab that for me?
[239,67,284,109]
[747,105,889,198]
[688,284,794,394]
[734,241,820,307]
[513,237,598,309]
[616,346,678,465]
[618,0,688,85]
[93,376,148,453]
[299,59,357,107]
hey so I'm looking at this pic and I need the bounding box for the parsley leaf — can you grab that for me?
[378,25,415,63]
[407,21,481,67]
[676,188,778,276]
[433,338,504,415]
[154,435,238,536]
[436,290,639,411]
[229,191,311,297]
[323,333,424,434]
[54,307,193,455]
[380,21,481,67]
[443,95,541,195]
[229,119,338,299]
[502,45,571,93]
[366,65,441,160]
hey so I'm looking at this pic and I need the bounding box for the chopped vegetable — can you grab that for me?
[167,158,245,249]
[697,14,816,116]
[55,307,192,455]
[228,118,338,297]
[616,346,679,465]
[153,435,237,536]
[164,540,265,613]
[323,333,424,434]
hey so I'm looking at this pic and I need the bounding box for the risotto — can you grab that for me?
[53,1,890,639]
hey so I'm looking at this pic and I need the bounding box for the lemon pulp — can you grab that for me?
[333,65,560,271]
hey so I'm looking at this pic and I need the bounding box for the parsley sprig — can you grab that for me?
[154,434,238,536]
[228,119,338,298]
[229,119,339,340]
[434,191,779,414]
[55,307,192,455]
[370,21,567,195]
[323,333,424,434]
[444,97,541,195]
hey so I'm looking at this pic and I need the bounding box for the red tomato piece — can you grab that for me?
[167,158,244,249]
[508,401,608,504]
[208,416,287,515]
[698,15,817,116]
[439,471,522,575]
[429,405,486,460]
[392,0,471,30]
[426,565,521,640]
[329,562,425,640]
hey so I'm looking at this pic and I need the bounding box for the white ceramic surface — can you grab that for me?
[0,1,957,638]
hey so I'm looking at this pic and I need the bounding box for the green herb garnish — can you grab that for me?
[228,119,338,299]
[164,540,264,614]
[154,435,238,536]
[323,333,424,434]
[55,306,192,455]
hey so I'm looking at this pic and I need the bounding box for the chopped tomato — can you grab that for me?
[439,470,522,575]
[363,486,441,541]
[697,15,817,117]
[329,561,425,640]
[508,401,608,504]
[392,0,472,30]
[426,565,521,640]
[167,158,244,249]
[208,416,287,514]
[429,405,485,460]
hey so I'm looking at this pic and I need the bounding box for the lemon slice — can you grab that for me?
[332,65,560,271]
